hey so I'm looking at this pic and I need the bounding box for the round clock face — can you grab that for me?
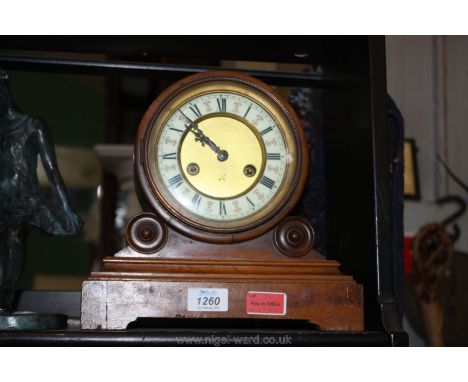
[136,71,308,242]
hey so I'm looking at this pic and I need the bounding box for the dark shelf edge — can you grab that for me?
[0,329,398,346]
[0,35,344,65]
[0,55,364,87]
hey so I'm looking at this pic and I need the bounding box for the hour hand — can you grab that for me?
[178,111,207,146]
[178,110,228,161]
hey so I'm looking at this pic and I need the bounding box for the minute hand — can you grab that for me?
[178,110,228,161]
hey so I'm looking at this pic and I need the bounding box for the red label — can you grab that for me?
[245,291,287,315]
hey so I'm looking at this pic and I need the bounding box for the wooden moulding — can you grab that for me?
[81,258,363,331]
[81,217,364,331]
[120,216,325,262]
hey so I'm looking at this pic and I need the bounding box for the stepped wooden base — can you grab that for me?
[81,258,363,331]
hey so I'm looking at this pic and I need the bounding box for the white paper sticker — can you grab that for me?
[187,288,228,312]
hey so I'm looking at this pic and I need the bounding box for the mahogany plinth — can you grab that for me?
[81,257,363,331]
[81,218,363,331]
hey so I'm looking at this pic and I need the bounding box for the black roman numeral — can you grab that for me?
[219,201,227,216]
[168,174,183,188]
[246,196,255,208]
[243,104,252,118]
[260,176,275,189]
[217,97,227,112]
[162,152,177,160]
[169,127,184,133]
[260,126,273,136]
[266,153,281,160]
[192,193,202,209]
[189,104,202,118]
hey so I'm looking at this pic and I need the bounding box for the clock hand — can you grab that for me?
[178,110,228,161]
[178,110,217,149]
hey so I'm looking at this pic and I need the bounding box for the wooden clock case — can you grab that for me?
[81,71,363,331]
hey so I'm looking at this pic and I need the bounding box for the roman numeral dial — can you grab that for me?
[162,152,177,160]
[152,85,294,228]
[189,103,202,118]
[168,174,183,188]
[217,97,227,112]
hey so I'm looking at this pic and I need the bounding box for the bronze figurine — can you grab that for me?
[0,68,82,313]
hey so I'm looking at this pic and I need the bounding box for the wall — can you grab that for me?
[386,36,468,254]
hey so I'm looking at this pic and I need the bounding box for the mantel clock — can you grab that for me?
[81,71,363,331]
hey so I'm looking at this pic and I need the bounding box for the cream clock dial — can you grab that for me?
[156,92,288,222]
[136,71,307,242]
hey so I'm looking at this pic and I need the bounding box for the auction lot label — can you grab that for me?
[187,288,228,312]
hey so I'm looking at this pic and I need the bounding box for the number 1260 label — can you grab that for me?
[187,288,228,312]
